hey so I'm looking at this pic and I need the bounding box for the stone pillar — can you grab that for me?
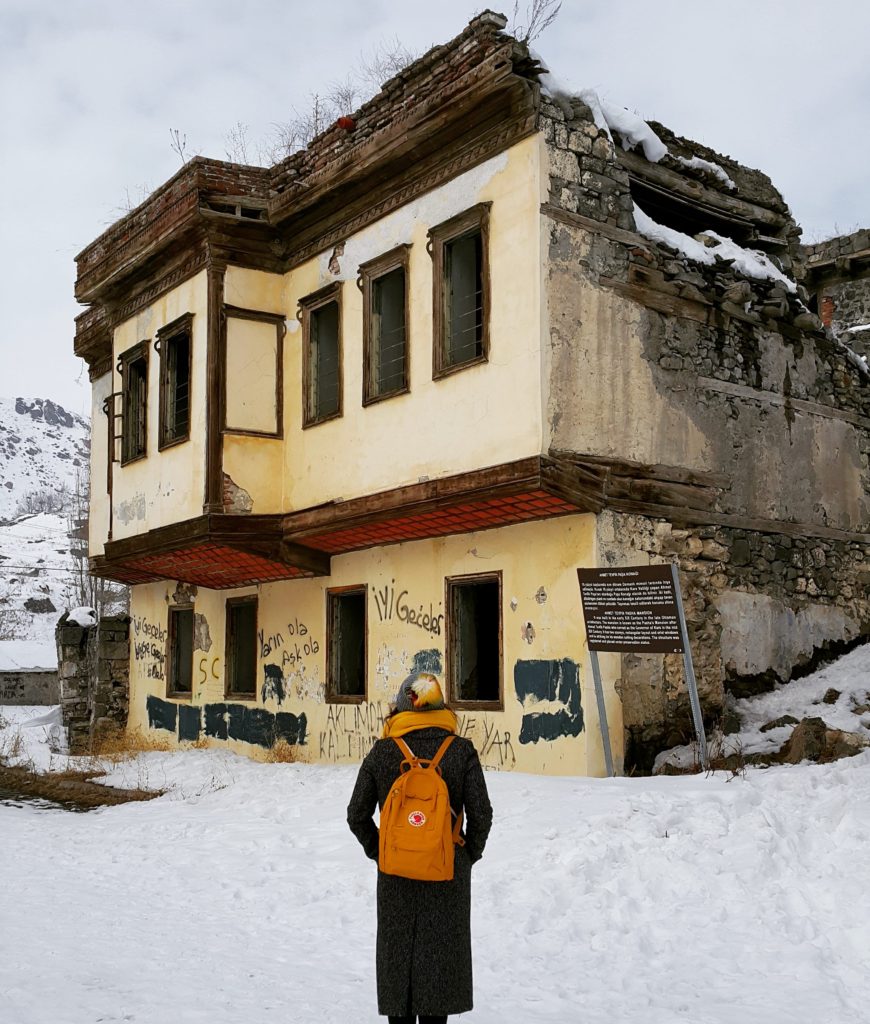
[55,614,130,752]
[56,617,95,753]
[92,616,131,744]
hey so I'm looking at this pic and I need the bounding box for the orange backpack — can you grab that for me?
[379,735,465,882]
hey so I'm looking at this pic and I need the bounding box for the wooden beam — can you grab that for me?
[617,149,787,230]
[283,457,545,538]
[204,264,225,514]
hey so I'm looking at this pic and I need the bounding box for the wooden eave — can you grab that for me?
[279,453,725,557]
[92,514,330,589]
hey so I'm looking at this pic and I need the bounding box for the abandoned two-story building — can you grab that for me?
[73,12,869,774]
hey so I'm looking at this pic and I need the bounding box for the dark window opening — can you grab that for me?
[327,588,366,700]
[168,607,194,697]
[159,322,191,448]
[301,288,342,426]
[630,178,754,246]
[120,343,148,464]
[226,597,258,698]
[429,204,490,379]
[447,574,502,706]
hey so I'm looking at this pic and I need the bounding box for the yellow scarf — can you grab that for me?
[382,708,458,739]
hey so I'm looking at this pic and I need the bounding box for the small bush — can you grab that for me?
[90,725,171,761]
[266,739,298,764]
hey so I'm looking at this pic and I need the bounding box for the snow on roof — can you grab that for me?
[598,97,667,162]
[0,639,57,673]
[673,154,736,191]
[632,203,797,292]
[535,56,736,191]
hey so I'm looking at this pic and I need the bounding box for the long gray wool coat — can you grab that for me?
[347,726,493,1018]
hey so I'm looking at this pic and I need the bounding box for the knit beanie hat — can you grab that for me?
[393,672,446,712]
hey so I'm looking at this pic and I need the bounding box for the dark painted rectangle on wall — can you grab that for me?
[275,711,307,746]
[244,707,277,748]
[514,658,583,744]
[205,702,228,740]
[147,697,309,749]
[178,703,201,742]
[146,694,177,734]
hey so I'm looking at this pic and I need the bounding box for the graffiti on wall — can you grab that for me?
[456,712,516,767]
[132,616,166,682]
[373,580,444,638]
[513,658,583,744]
[259,618,320,671]
[146,694,307,748]
[319,701,387,762]
[262,663,286,704]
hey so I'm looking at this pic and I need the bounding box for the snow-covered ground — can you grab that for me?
[2,693,870,1023]
[656,642,870,772]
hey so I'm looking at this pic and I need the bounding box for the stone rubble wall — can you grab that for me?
[598,510,870,771]
[802,227,870,356]
[538,97,870,769]
[56,615,130,752]
[0,670,59,706]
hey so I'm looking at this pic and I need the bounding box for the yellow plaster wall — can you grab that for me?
[224,318,279,434]
[127,513,624,777]
[109,271,208,539]
[88,372,112,557]
[224,266,284,314]
[280,135,546,510]
[221,435,284,512]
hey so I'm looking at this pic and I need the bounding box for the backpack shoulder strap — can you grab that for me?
[429,735,455,771]
[393,737,416,764]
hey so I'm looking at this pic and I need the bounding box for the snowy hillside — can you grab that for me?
[2,643,870,1024]
[0,397,91,669]
[0,397,89,522]
[0,512,80,670]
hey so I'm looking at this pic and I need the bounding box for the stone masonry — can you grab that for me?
[56,614,130,752]
[538,89,869,769]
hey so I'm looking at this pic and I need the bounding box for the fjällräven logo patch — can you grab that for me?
[408,810,426,827]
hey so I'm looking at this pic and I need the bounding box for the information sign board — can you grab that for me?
[577,565,684,654]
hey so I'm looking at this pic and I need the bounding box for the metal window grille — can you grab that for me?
[371,266,406,397]
[445,230,483,367]
[310,302,340,420]
[121,354,148,462]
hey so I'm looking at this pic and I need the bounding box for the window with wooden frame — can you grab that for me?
[429,203,491,379]
[167,606,194,698]
[299,284,342,427]
[225,596,258,699]
[157,313,193,450]
[119,341,148,464]
[326,586,367,702]
[359,245,410,404]
[445,571,502,708]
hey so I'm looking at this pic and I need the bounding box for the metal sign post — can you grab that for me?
[577,564,709,774]
[588,650,615,778]
[669,563,709,770]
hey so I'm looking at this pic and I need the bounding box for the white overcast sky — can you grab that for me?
[1,0,868,415]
